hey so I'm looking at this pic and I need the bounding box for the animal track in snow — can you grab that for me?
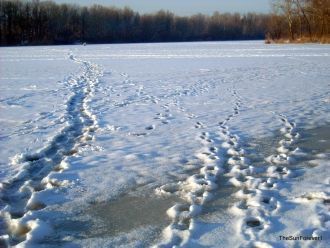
[154,87,242,247]
[228,114,304,244]
[194,121,204,129]
[155,131,223,247]
[145,125,156,131]
[154,112,173,125]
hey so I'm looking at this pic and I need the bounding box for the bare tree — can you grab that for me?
[294,0,312,40]
[0,0,274,46]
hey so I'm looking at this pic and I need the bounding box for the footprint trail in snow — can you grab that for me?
[154,87,244,247]
[0,53,103,246]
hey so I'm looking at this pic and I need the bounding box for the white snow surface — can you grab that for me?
[0,41,329,247]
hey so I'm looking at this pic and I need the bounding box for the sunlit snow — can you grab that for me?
[0,41,329,247]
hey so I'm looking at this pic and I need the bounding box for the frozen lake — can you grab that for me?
[0,41,329,247]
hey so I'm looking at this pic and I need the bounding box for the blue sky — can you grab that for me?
[52,0,271,15]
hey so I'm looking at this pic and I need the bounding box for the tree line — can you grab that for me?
[267,0,329,42]
[1,0,328,46]
[0,0,270,45]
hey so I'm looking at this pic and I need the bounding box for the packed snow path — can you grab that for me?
[0,53,103,246]
[0,41,329,247]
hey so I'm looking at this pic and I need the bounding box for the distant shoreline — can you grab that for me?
[0,39,268,48]
[0,0,267,47]
[265,36,330,45]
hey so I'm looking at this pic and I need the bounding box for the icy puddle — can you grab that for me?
[298,125,330,154]
[87,193,181,238]
[29,190,182,247]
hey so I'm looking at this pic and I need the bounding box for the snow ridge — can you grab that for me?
[0,53,102,246]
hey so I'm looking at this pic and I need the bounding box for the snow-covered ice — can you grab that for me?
[0,41,329,247]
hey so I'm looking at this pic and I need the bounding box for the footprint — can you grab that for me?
[156,183,181,195]
[245,217,263,229]
[131,132,147,137]
[195,121,204,129]
[209,147,218,153]
[145,125,155,130]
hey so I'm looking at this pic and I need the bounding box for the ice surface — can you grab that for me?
[0,41,329,247]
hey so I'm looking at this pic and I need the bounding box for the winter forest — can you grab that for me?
[0,0,329,46]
